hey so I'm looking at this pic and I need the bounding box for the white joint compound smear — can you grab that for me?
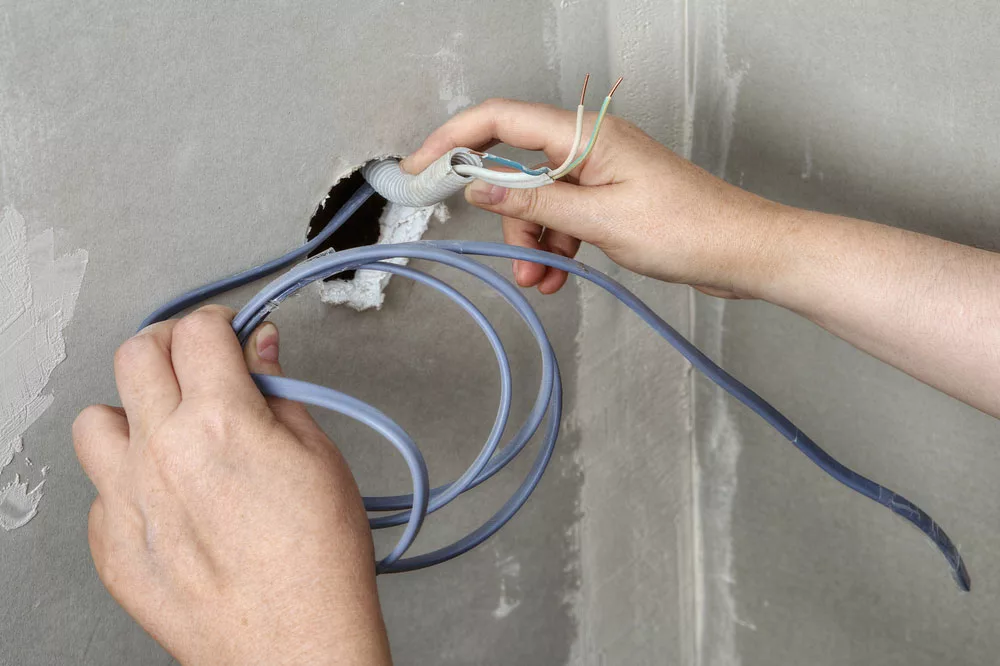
[692,298,744,666]
[316,202,448,311]
[680,0,746,662]
[434,33,472,115]
[0,205,88,530]
[492,550,522,620]
[0,474,45,530]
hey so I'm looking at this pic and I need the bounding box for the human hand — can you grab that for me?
[402,98,786,298]
[73,306,392,666]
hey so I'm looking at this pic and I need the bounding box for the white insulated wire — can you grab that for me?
[451,164,553,188]
[549,104,585,179]
[451,104,585,188]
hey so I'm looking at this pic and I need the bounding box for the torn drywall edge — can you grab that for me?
[0,205,88,530]
[315,201,449,311]
[308,155,399,238]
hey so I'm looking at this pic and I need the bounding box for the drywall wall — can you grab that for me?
[0,1,693,664]
[688,1,1000,665]
[6,0,994,664]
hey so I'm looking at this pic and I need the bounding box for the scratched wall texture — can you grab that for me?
[2,1,998,665]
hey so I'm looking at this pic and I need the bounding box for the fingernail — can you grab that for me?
[512,260,524,283]
[256,322,279,362]
[468,180,507,205]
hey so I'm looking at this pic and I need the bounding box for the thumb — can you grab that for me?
[244,322,323,442]
[465,179,604,243]
[245,321,284,375]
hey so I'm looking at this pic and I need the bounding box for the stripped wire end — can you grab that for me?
[608,76,623,98]
[579,73,591,106]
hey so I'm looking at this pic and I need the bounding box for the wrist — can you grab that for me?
[689,191,796,300]
[729,198,807,302]
[206,610,391,666]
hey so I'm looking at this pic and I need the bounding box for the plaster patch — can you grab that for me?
[692,296,746,666]
[686,3,748,661]
[688,0,747,180]
[0,474,45,530]
[0,205,88,530]
[433,34,473,115]
[315,202,448,311]
[492,553,522,619]
[568,260,693,665]
[707,3,746,180]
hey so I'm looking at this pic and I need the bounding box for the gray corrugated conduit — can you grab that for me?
[361,148,482,208]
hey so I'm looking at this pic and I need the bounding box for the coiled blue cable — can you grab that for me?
[141,181,969,589]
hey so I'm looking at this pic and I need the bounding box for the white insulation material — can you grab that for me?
[0,206,87,530]
[316,201,449,311]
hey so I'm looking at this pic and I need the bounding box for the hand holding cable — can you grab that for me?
[400,81,781,298]
[133,79,971,593]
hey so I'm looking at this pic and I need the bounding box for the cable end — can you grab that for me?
[608,76,623,98]
[580,73,590,106]
[947,544,971,591]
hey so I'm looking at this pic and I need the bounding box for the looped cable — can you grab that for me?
[141,179,970,590]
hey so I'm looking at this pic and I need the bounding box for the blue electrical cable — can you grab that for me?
[480,153,551,176]
[141,181,970,589]
[138,183,377,330]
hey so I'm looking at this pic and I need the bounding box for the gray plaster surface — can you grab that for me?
[0,1,691,664]
[3,0,997,664]
[689,1,1000,665]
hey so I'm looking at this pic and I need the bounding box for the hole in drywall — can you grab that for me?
[306,168,388,281]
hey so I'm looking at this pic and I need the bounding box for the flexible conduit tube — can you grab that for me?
[140,173,970,590]
[361,148,482,207]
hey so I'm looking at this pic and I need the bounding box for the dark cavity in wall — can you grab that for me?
[306,170,388,281]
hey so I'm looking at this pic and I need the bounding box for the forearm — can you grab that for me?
[408,99,1000,417]
[756,205,1000,417]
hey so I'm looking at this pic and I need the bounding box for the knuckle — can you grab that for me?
[172,309,217,343]
[72,405,102,446]
[194,304,236,320]
[193,398,245,444]
[145,436,190,484]
[114,333,158,370]
[172,306,235,347]
[480,97,505,112]
[146,427,199,485]
[146,399,253,481]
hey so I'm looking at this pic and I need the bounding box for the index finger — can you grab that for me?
[400,99,580,174]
